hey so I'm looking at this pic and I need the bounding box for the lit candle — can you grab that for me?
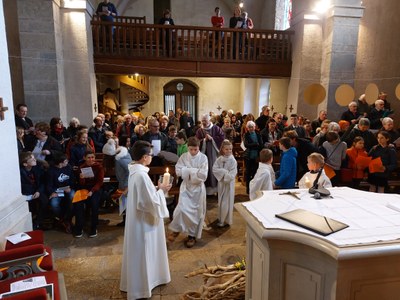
[305,176,312,189]
[162,167,170,185]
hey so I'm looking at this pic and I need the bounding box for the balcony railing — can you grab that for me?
[91,21,294,63]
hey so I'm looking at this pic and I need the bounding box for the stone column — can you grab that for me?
[15,0,97,125]
[60,0,98,125]
[322,1,364,121]
[288,0,364,120]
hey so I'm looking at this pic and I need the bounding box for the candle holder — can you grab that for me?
[159,175,174,197]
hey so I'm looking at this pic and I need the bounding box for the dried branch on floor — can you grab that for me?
[182,263,246,300]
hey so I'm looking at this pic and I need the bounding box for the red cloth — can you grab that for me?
[0,271,60,300]
[5,231,44,250]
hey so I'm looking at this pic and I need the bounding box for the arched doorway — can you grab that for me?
[163,79,198,121]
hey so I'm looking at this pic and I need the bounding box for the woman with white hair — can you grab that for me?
[67,117,80,139]
[196,113,225,195]
[242,120,263,194]
[381,117,399,143]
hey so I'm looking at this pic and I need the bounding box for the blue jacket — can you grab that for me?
[275,147,297,189]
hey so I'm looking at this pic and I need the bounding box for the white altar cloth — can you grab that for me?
[242,187,400,246]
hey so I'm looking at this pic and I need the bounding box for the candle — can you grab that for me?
[162,167,170,185]
[305,176,312,189]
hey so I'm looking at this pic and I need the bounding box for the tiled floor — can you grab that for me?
[44,182,249,299]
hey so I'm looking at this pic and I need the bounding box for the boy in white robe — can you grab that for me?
[120,141,172,299]
[298,152,332,189]
[212,140,237,227]
[168,137,208,248]
[249,148,275,200]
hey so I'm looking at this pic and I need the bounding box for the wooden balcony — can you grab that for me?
[91,19,294,78]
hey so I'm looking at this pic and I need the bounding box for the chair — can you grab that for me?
[4,231,53,273]
[0,271,61,300]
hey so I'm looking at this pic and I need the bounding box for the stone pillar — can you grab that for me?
[288,0,364,120]
[0,0,31,249]
[15,0,97,125]
[322,1,364,121]
[60,0,98,125]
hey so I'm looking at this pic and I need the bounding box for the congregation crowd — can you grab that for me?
[14,90,399,239]
[13,89,400,298]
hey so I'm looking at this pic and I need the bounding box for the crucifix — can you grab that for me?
[285,104,294,113]
[216,105,222,111]
[0,98,9,121]
[94,103,97,113]
[270,105,274,112]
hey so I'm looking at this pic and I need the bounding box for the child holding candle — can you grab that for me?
[167,137,208,248]
[120,141,171,299]
[298,152,332,189]
[212,140,237,227]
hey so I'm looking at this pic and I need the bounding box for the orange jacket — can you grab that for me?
[346,147,368,179]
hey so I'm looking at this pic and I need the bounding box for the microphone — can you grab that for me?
[307,121,356,199]
[308,165,331,198]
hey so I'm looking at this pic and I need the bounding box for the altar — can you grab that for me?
[235,187,400,300]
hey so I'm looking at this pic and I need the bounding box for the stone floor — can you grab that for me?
[44,182,249,299]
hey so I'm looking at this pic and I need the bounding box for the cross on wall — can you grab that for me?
[284,104,294,113]
[0,98,9,121]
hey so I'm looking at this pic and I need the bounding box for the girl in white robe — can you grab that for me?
[120,141,171,300]
[212,140,237,226]
[168,137,208,248]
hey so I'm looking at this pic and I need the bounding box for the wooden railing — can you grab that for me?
[92,15,146,24]
[91,21,294,63]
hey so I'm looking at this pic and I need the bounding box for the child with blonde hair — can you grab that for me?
[212,140,237,227]
[249,148,275,200]
[298,152,332,189]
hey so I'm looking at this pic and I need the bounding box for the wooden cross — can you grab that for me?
[270,105,274,112]
[0,98,8,121]
[217,105,222,111]
[94,103,97,113]
[289,104,294,113]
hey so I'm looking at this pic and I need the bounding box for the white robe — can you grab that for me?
[120,163,170,299]
[212,155,237,225]
[298,170,332,189]
[169,151,208,239]
[249,163,275,200]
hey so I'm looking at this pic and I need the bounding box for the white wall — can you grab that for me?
[0,0,31,249]
[145,76,255,119]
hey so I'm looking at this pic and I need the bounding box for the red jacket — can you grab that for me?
[78,162,104,192]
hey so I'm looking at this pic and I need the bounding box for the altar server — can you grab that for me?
[212,140,237,227]
[249,148,275,200]
[120,141,171,299]
[168,137,208,248]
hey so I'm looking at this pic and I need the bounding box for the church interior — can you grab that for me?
[1,0,400,299]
